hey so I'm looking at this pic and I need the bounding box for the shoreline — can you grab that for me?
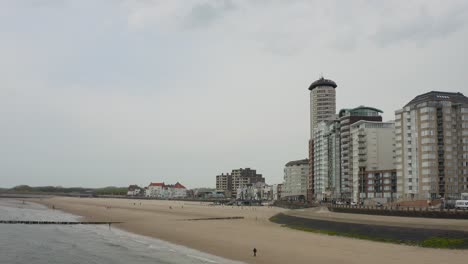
[31,197,468,264]
[0,198,241,264]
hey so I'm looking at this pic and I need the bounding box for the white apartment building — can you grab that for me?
[349,121,395,203]
[395,91,468,200]
[313,122,330,200]
[326,120,341,199]
[338,106,383,199]
[312,120,342,200]
[282,159,309,200]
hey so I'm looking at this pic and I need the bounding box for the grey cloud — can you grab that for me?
[23,0,67,8]
[184,0,236,29]
[372,7,468,47]
[2,1,468,188]
[330,28,359,52]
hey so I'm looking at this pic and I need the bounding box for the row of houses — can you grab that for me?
[127,182,188,199]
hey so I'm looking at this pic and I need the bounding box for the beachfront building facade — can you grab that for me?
[216,173,232,197]
[272,184,283,200]
[358,170,397,204]
[312,120,342,200]
[193,188,225,199]
[338,106,383,200]
[127,185,144,196]
[349,120,396,203]
[231,168,265,198]
[308,77,337,202]
[395,91,468,201]
[282,159,309,201]
[313,123,330,200]
[145,182,164,197]
[145,182,187,199]
[326,120,341,199]
[236,182,270,201]
[216,168,265,198]
[262,184,273,200]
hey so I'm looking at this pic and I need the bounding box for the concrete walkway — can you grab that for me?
[285,207,468,232]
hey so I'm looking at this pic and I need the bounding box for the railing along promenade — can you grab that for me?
[328,204,468,219]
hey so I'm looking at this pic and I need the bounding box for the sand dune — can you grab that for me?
[33,197,468,264]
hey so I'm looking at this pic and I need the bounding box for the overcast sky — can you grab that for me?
[1,0,468,188]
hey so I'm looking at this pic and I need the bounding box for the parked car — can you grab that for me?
[455,200,468,210]
[376,202,383,208]
[350,202,358,206]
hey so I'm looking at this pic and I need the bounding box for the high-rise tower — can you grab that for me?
[307,77,337,202]
[309,77,338,135]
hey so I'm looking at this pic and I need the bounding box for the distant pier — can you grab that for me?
[182,216,244,221]
[0,220,122,225]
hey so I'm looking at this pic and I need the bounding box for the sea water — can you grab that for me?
[0,199,243,264]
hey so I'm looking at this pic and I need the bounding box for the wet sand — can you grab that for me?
[33,197,468,264]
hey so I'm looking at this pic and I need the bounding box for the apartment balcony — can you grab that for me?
[341,131,350,136]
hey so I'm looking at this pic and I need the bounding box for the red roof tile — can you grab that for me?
[174,182,186,189]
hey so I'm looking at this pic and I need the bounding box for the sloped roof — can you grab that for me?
[405,91,468,107]
[174,182,186,189]
[148,182,186,189]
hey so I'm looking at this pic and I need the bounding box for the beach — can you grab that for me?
[34,197,468,264]
[0,198,240,264]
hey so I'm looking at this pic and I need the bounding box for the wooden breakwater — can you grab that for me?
[0,220,122,225]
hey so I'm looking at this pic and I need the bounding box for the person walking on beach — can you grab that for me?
[253,248,257,257]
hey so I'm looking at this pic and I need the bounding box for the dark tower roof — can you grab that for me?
[404,91,468,107]
[308,77,337,91]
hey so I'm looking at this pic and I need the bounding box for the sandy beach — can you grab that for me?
[33,197,468,264]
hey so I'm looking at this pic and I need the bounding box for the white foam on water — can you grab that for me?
[187,254,220,263]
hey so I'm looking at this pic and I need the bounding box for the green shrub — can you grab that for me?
[421,237,468,249]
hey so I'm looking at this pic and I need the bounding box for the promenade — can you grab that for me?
[286,207,468,232]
